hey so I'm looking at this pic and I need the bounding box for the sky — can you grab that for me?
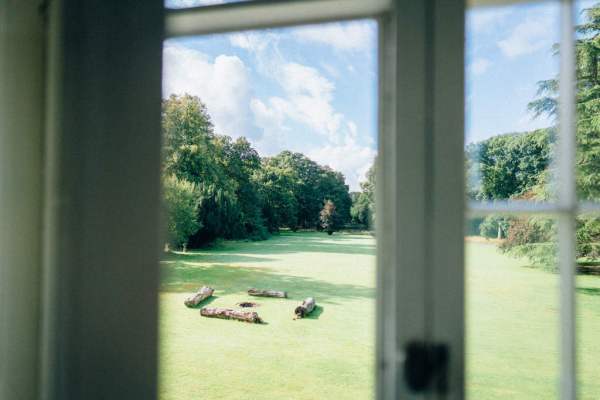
[163,0,595,190]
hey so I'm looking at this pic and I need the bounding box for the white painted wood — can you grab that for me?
[0,2,45,399]
[376,12,400,400]
[378,1,465,398]
[557,0,577,399]
[428,1,466,398]
[165,0,391,37]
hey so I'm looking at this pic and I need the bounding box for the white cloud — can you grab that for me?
[292,21,374,51]
[308,122,376,191]
[497,13,554,58]
[321,63,340,79]
[249,97,290,155]
[229,32,273,53]
[162,43,253,139]
[249,62,345,145]
[467,7,512,33]
[280,63,344,142]
[470,57,491,75]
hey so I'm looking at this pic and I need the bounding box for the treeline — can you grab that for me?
[162,94,357,249]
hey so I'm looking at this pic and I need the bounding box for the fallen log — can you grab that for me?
[184,286,214,308]
[294,297,316,319]
[200,307,262,323]
[248,288,287,298]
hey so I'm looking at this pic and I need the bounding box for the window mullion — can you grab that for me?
[557,0,577,399]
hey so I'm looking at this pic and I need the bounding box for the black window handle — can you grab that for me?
[404,341,449,394]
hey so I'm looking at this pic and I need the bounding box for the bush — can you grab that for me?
[500,217,557,270]
[163,175,201,249]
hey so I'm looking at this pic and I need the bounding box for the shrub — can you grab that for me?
[163,175,201,249]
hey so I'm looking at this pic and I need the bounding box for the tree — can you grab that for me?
[161,94,354,244]
[466,130,552,201]
[259,151,352,230]
[528,3,600,200]
[351,161,376,229]
[162,94,265,245]
[320,200,337,235]
[163,175,201,249]
[254,157,299,232]
[509,3,600,262]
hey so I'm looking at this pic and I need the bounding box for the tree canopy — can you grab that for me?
[161,94,358,248]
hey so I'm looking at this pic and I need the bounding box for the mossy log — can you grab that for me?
[184,286,214,308]
[248,288,287,298]
[200,307,262,323]
[294,297,316,318]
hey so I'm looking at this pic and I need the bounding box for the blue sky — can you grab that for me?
[163,0,595,190]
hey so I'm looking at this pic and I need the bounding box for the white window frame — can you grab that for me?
[168,1,582,399]
[0,0,581,399]
[166,1,466,399]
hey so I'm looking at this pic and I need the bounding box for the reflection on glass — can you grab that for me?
[466,215,559,399]
[159,20,377,400]
[466,1,559,202]
[165,0,252,9]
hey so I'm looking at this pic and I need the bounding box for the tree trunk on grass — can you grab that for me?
[248,288,287,298]
[184,286,214,308]
[294,297,316,318]
[200,307,262,323]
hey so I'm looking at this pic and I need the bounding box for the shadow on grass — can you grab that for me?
[305,305,324,319]
[162,252,276,264]
[164,232,376,260]
[577,287,600,296]
[161,263,374,305]
[184,295,219,309]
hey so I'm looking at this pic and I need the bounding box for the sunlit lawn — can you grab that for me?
[159,232,600,399]
[466,241,600,400]
[159,231,376,400]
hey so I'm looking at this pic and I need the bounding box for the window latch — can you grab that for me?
[403,341,449,394]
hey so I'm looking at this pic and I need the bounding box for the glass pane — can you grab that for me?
[574,1,600,202]
[576,212,600,399]
[466,215,559,398]
[466,1,559,202]
[160,20,378,399]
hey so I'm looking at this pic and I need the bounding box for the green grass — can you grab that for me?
[159,232,376,400]
[159,232,600,399]
[466,241,600,400]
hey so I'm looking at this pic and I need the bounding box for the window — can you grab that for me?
[159,20,378,399]
[3,0,593,399]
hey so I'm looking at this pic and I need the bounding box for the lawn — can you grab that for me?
[159,232,600,399]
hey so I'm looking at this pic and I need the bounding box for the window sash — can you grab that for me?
[164,0,578,399]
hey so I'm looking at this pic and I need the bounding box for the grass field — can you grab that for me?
[159,232,600,399]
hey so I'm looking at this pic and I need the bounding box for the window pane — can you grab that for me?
[466,2,559,203]
[576,212,600,399]
[159,20,378,399]
[466,215,559,398]
[574,1,600,202]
